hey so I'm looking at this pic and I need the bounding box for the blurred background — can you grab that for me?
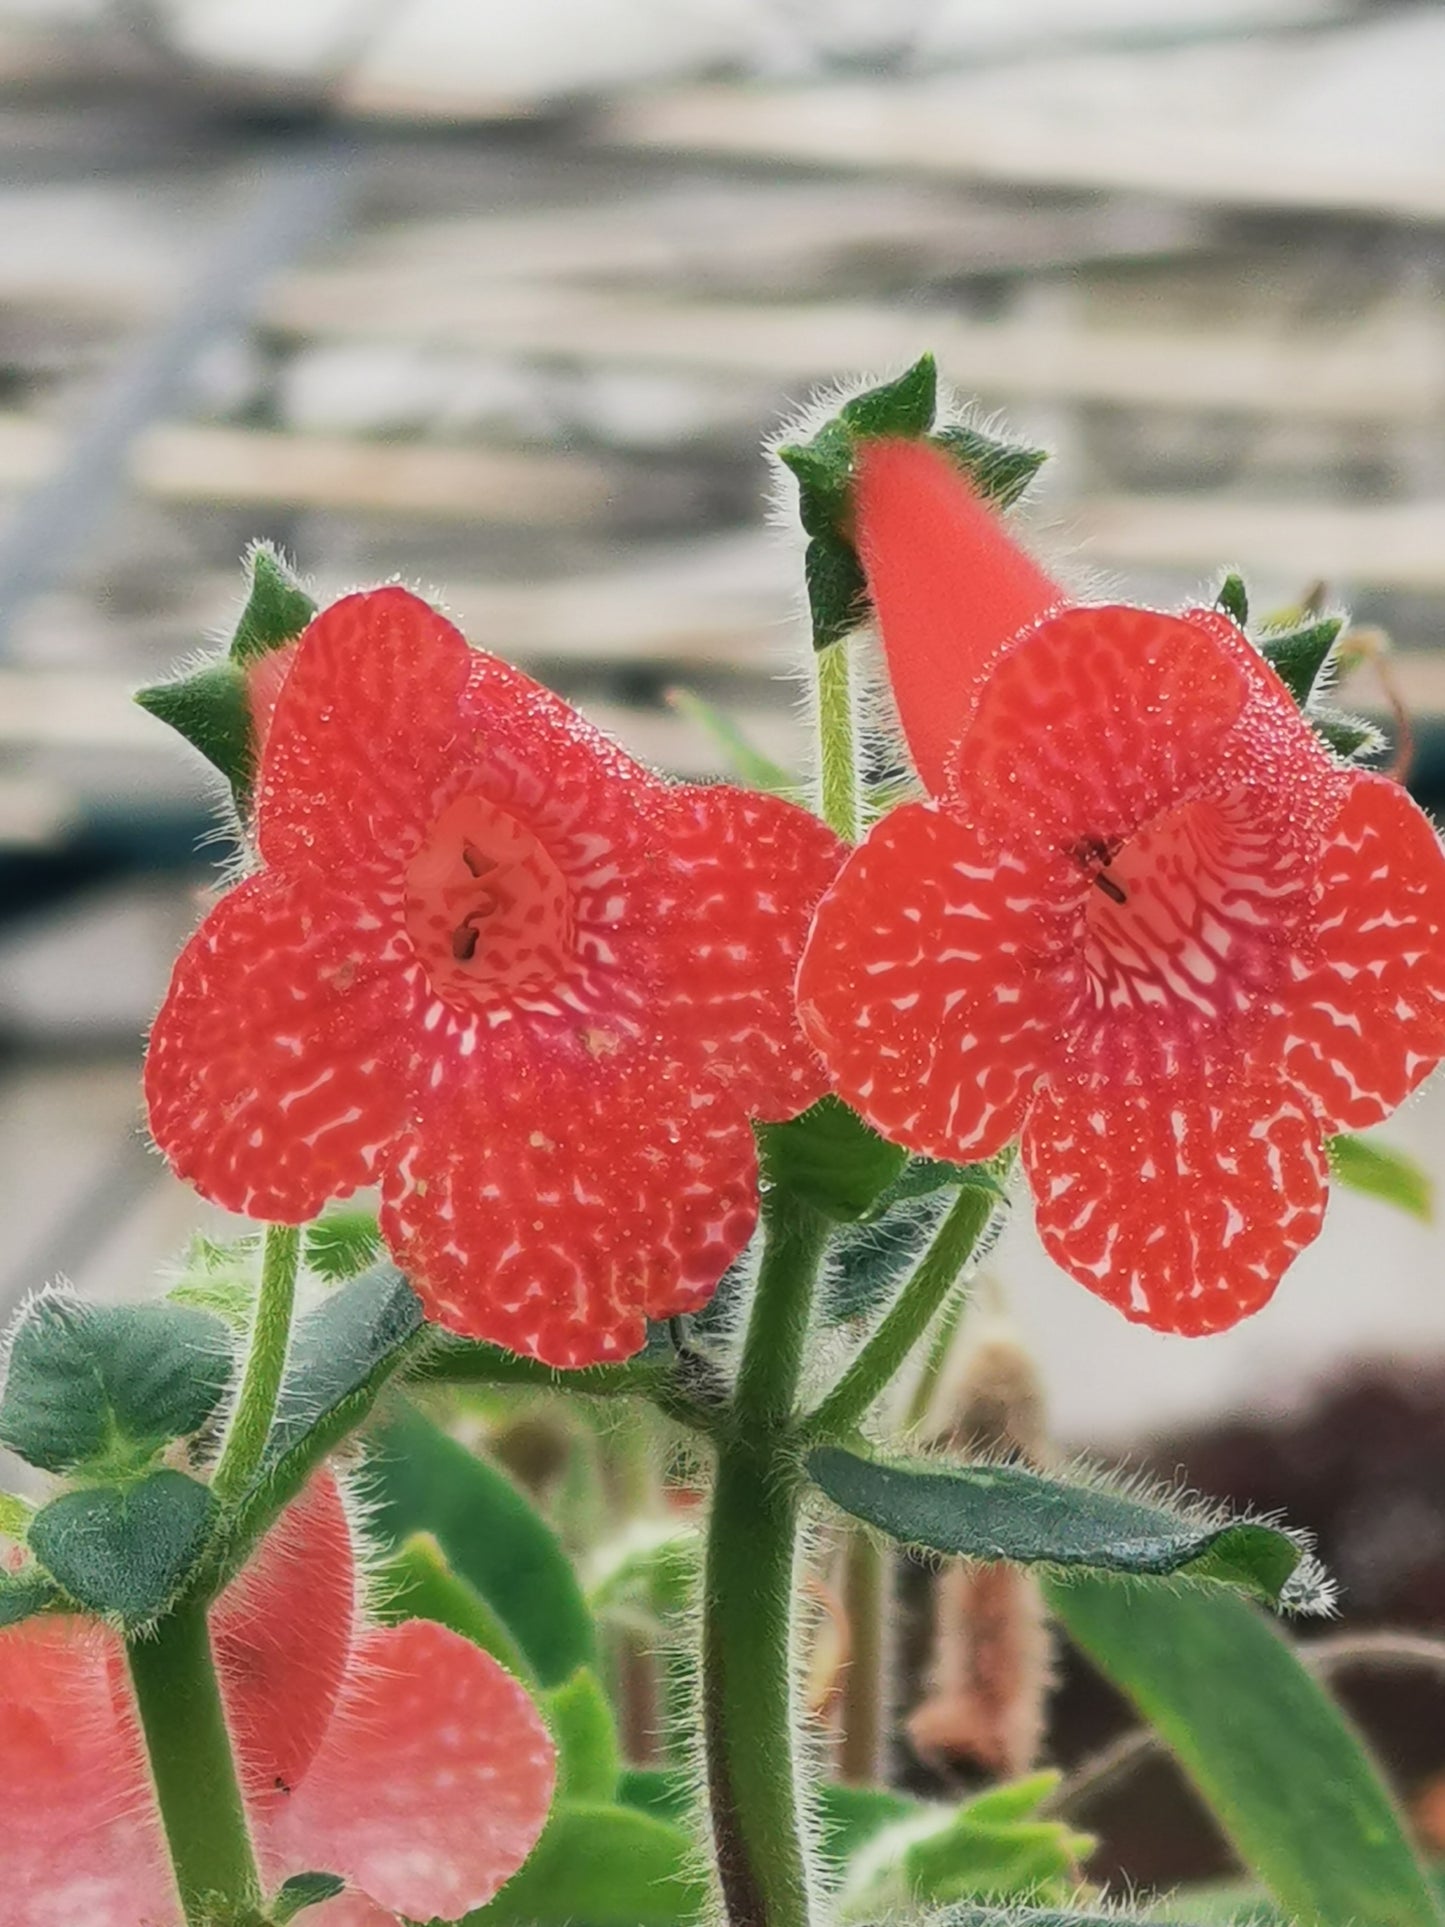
[2,0,1445,1893]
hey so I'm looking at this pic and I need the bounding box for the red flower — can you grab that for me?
[797,439,1445,1335]
[0,1477,554,1925]
[145,589,841,1366]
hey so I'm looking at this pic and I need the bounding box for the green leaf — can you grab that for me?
[135,658,254,798]
[825,1192,947,1325]
[1309,707,1384,762]
[588,1516,699,1622]
[1216,572,1250,628]
[762,1095,909,1223]
[932,423,1048,511]
[0,1567,59,1627]
[30,1469,216,1627]
[1049,1573,1444,1927]
[840,352,939,439]
[229,543,315,665]
[269,1872,345,1923]
[808,1447,1319,1609]
[666,687,798,796]
[0,1291,233,1476]
[1329,1133,1433,1222]
[805,533,870,651]
[369,1402,594,1687]
[303,1208,383,1283]
[1258,614,1343,708]
[167,1233,259,1330]
[463,1801,707,1925]
[376,1530,533,1682]
[545,1666,621,1802]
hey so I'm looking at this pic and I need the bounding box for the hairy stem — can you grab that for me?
[212,1222,301,1507]
[815,638,859,842]
[804,1179,1004,1445]
[127,1599,261,1923]
[704,1192,830,1927]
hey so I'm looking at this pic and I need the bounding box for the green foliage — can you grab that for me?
[368,1402,594,1687]
[228,543,316,665]
[1050,1573,1443,1927]
[0,1567,59,1626]
[809,1447,1318,1609]
[824,1192,947,1325]
[167,1234,259,1329]
[375,1530,533,1682]
[462,1802,706,1925]
[1309,708,1384,761]
[1215,572,1250,627]
[931,425,1047,511]
[1329,1133,1433,1221]
[588,1515,699,1621]
[762,1096,909,1223]
[269,1872,345,1922]
[30,1469,216,1627]
[666,688,799,796]
[1258,614,1344,709]
[0,1291,233,1476]
[545,1667,622,1802]
[303,1208,384,1282]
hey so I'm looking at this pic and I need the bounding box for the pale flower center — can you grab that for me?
[405,793,574,1005]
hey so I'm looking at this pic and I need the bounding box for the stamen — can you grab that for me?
[1094,871,1128,906]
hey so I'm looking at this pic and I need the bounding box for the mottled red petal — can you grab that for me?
[0,1619,176,1926]
[1023,1077,1329,1334]
[1263,772,1445,1131]
[214,1475,356,1808]
[952,604,1248,840]
[258,1620,555,1923]
[145,872,418,1220]
[381,1060,759,1366]
[797,801,1081,1161]
[855,438,1065,794]
[652,784,843,1120]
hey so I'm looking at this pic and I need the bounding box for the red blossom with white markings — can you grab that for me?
[145,588,841,1366]
[796,439,1445,1334]
[0,1476,555,1926]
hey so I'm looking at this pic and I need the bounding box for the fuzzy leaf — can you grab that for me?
[840,352,939,439]
[892,1910,1182,1926]
[1216,572,1250,628]
[825,1192,946,1326]
[270,1872,345,1923]
[1310,706,1383,762]
[1050,1574,1442,1927]
[1259,614,1343,708]
[135,658,253,797]
[29,1470,215,1627]
[545,1666,622,1803]
[228,544,315,665]
[762,1095,909,1222]
[376,1530,533,1683]
[303,1207,383,1283]
[932,424,1048,511]
[0,1292,233,1476]
[1329,1133,1433,1222]
[369,1403,594,1687]
[462,1801,706,1925]
[808,1448,1317,1608]
[0,1568,59,1627]
[666,687,798,796]
[806,533,870,651]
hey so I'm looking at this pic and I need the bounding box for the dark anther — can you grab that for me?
[1094,870,1128,906]
[452,919,482,962]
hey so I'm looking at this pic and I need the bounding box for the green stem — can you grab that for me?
[211,1222,300,1508]
[127,1599,261,1923]
[413,1338,718,1434]
[816,639,859,842]
[704,1192,830,1927]
[803,1180,1003,1445]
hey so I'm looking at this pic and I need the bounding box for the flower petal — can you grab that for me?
[855,437,1065,793]
[381,1059,759,1365]
[258,1619,555,1923]
[145,872,418,1220]
[952,603,1249,840]
[214,1474,356,1808]
[1262,771,1445,1131]
[797,801,1081,1161]
[307,1894,397,1926]
[1023,1076,1329,1334]
[651,783,843,1120]
[0,1619,177,1927]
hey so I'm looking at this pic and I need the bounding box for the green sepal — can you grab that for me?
[135,658,254,800]
[0,1290,234,1476]
[1215,571,1250,628]
[545,1666,622,1802]
[303,1207,383,1283]
[377,1530,534,1683]
[1258,613,1343,708]
[808,1445,1324,1610]
[269,1872,346,1923]
[1309,706,1384,762]
[839,351,939,439]
[1329,1133,1433,1222]
[230,543,317,665]
[760,1094,908,1222]
[805,532,870,651]
[0,1566,61,1627]
[932,423,1048,511]
[29,1469,216,1628]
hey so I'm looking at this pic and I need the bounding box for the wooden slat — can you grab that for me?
[262,283,1445,427]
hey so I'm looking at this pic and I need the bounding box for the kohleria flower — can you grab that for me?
[0,1475,555,1925]
[797,438,1445,1334]
[145,588,841,1366]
